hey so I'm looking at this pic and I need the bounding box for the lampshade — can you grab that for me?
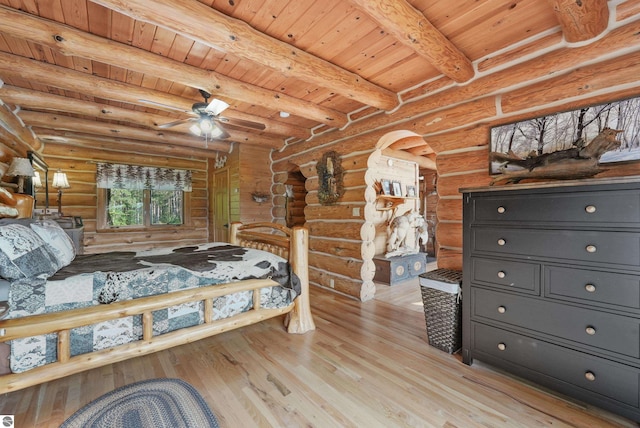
[32,171,42,188]
[52,170,70,189]
[198,117,214,133]
[7,157,35,194]
[7,158,34,178]
[189,123,202,136]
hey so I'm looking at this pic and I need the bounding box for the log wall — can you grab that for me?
[237,144,273,224]
[273,16,640,300]
[40,141,209,254]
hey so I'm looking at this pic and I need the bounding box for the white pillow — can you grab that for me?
[30,220,76,269]
[0,224,59,279]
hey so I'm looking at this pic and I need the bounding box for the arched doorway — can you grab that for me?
[359,130,437,300]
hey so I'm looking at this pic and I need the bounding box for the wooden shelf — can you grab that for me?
[376,195,418,211]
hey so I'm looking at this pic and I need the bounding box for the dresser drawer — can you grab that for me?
[471,257,539,294]
[472,323,639,407]
[545,266,640,310]
[472,190,640,225]
[472,288,640,358]
[472,227,640,267]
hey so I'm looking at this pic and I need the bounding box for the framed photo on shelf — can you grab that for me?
[406,185,416,198]
[391,181,402,197]
[381,179,392,195]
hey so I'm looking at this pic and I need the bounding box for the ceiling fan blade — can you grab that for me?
[216,116,266,131]
[205,98,230,116]
[137,99,191,113]
[158,118,194,129]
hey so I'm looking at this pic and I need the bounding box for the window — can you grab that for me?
[104,188,184,227]
[151,189,183,225]
[106,188,143,226]
[97,163,191,229]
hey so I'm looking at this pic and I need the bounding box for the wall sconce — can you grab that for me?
[6,157,35,194]
[52,169,70,216]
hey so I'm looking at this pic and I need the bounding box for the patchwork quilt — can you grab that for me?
[7,243,300,373]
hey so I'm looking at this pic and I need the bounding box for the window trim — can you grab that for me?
[97,188,192,231]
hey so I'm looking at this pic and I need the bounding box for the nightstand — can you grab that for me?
[53,217,84,255]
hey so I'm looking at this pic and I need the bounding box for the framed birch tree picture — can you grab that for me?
[489,96,640,182]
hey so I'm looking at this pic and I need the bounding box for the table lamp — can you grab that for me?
[52,169,70,216]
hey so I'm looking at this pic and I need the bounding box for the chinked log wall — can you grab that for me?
[272,13,640,301]
[40,142,209,254]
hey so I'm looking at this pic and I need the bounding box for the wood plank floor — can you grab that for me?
[0,276,637,427]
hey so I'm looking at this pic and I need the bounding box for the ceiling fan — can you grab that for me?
[157,89,265,138]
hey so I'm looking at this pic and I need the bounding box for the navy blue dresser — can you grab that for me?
[462,177,640,422]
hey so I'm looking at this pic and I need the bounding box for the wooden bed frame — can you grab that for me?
[0,222,315,393]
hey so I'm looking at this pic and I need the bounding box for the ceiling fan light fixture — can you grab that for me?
[209,124,224,139]
[198,117,214,133]
[189,124,202,136]
[205,99,230,116]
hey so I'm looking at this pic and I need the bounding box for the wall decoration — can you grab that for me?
[316,151,344,205]
[489,96,640,184]
[406,185,416,197]
[214,152,227,169]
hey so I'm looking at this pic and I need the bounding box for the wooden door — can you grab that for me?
[213,169,229,242]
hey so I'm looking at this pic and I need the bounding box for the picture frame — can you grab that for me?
[406,185,416,198]
[380,179,392,195]
[489,95,640,175]
[391,181,402,197]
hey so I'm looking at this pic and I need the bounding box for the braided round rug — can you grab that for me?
[60,378,220,428]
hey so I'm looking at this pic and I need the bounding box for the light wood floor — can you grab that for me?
[0,276,637,427]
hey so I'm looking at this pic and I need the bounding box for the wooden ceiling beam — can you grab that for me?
[20,111,236,152]
[0,52,283,147]
[0,86,310,139]
[89,0,399,110]
[548,0,609,42]
[0,5,343,127]
[20,111,284,150]
[36,130,225,160]
[351,0,474,83]
[0,99,42,152]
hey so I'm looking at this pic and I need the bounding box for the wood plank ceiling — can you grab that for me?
[0,0,611,160]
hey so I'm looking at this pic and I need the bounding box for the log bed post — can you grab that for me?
[230,222,315,333]
[285,226,315,333]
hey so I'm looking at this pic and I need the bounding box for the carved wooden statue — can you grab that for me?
[385,210,429,258]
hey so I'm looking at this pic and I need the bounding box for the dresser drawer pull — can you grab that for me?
[497,271,506,279]
[585,205,597,214]
[585,284,596,293]
[586,245,597,253]
[497,238,506,246]
[497,306,506,314]
[585,326,597,335]
[497,206,506,214]
[497,343,506,351]
[585,371,596,382]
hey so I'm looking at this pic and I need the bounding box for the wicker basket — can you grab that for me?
[419,269,463,354]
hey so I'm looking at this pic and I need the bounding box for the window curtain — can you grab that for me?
[96,163,192,192]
